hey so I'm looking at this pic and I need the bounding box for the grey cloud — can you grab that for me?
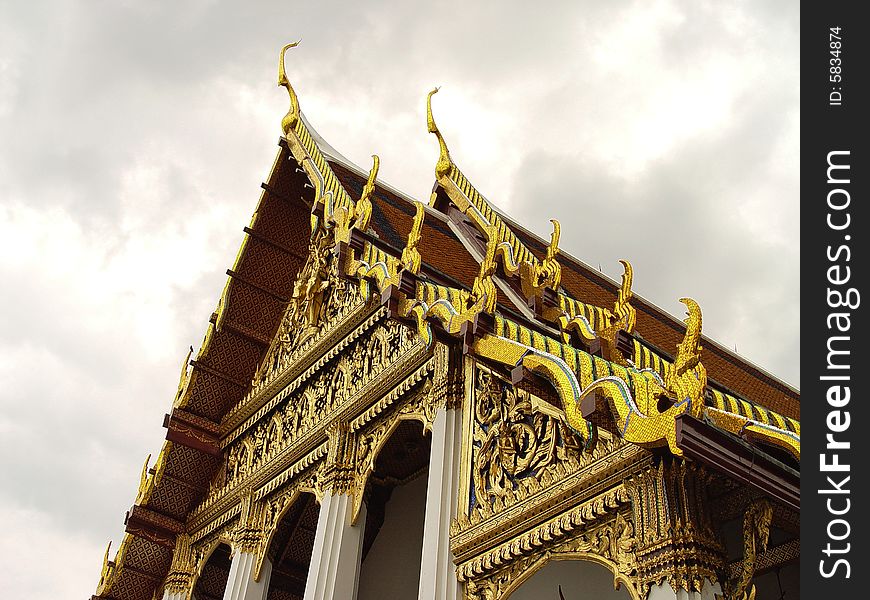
[0,1,798,597]
[509,79,799,385]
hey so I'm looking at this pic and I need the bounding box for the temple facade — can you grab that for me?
[92,45,800,600]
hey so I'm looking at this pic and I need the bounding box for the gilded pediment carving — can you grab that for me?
[254,231,363,390]
[220,318,420,495]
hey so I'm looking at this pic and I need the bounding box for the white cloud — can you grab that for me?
[0,499,119,600]
[0,1,798,597]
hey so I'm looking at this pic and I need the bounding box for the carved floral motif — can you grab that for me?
[471,369,584,510]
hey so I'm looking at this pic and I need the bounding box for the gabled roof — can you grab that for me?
[93,62,800,598]
[94,138,316,600]
[320,109,799,421]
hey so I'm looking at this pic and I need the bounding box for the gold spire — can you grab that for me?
[278,41,302,136]
[355,155,379,232]
[401,201,425,274]
[426,88,452,180]
[666,297,707,415]
[612,260,636,333]
[135,454,151,504]
[173,346,193,407]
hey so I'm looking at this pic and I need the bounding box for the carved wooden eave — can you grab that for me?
[94,137,316,600]
[675,414,800,512]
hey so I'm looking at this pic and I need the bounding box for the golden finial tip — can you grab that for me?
[278,42,303,134]
[678,297,702,333]
[427,88,441,133]
[619,260,634,283]
[427,87,453,178]
[679,297,699,310]
[278,41,301,85]
[366,155,380,184]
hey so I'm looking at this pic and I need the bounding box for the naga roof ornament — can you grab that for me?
[333,155,380,246]
[401,201,425,275]
[278,41,302,135]
[665,297,708,416]
[468,226,499,315]
[613,259,636,334]
[426,88,562,309]
[354,155,380,232]
[426,88,453,180]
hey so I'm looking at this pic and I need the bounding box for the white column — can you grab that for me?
[161,592,195,600]
[222,552,272,600]
[303,492,367,600]
[418,407,463,600]
[647,580,722,600]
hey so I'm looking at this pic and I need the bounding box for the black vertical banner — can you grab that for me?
[802,3,868,597]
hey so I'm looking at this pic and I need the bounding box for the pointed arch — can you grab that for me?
[352,413,432,525]
[254,484,322,597]
[499,552,641,600]
[190,534,235,600]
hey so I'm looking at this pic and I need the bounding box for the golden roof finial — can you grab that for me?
[355,155,379,232]
[173,346,193,406]
[278,41,302,136]
[613,260,636,333]
[401,202,425,274]
[674,297,702,371]
[470,226,498,314]
[522,219,562,297]
[546,219,561,262]
[666,297,707,415]
[427,88,452,180]
[135,454,151,504]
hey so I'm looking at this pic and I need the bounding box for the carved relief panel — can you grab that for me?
[221,318,420,493]
[454,363,644,600]
[255,235,364,392]
[469,368,586,512]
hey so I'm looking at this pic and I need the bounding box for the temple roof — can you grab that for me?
[93,73,800,599]
[320,127,799,421]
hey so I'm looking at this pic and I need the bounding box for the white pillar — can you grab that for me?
[222,552,272,600]
[418,407,463,600]
[647,580,722,600]
[161,592,195,600]
[303,493,367,600]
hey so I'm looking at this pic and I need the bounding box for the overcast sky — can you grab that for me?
[0,1,798,597]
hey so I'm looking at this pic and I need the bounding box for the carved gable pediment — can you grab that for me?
[253,230,364,390]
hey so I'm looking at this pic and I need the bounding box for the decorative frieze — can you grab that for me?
[459,493,641,600]
[220,318,420,495]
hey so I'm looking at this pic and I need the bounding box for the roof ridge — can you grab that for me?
[426,90,555,276]
[286,81,799,401]
[278,44,355,218]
